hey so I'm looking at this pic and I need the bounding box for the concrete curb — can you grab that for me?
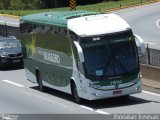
[0,0,160,19]
[141,64,160,92]
[0,14,20,19]
[103,0,160,12]
[141,64,160,81]
[143,83,160,90]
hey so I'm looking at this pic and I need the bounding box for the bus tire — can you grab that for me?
[36,71,44,92]
[71,82,81,104]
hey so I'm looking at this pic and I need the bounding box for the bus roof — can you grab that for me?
[21,10,98,27]
[21,10,131,36]
[68,13,131,36]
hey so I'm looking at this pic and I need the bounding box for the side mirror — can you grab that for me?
[74,41,84,62]
[74,41,85,75]
[77,62,85,75]
[134,34,146,55]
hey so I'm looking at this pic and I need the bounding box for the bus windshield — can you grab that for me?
[80,30,139,79]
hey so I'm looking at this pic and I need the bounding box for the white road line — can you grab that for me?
[144,42,156,45]
[156,19,160,28]
[142,90,160,97]
[2,80,25,88]
[22,90,68,108]
[80,105,110,115]
[80,90,160,114]
[80,105,94,111]
[95,110,110,115]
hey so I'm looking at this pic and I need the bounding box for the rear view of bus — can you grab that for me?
[67,12,145,103]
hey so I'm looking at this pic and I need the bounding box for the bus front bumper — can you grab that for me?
[85,80,142,100]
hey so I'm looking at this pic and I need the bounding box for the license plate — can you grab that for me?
[13,59,20,63]
[113,90,122,95]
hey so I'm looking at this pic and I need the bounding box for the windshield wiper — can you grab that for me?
[102,44,115,79]
[114,58,131,76]
[102,43,131,79]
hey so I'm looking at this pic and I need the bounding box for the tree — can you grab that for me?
[9,0,41,10]
[0,0,105,10]
[0,0,10,9]
[21,0,41,9]
[0,2,4,9]
[40,0,68,8]
[10,0,23,10]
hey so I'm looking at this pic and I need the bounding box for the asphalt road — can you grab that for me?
[0,68,160,115]
[116,2,160,50]
[0,68,94,114]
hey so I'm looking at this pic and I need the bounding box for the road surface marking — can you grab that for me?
[144,42,156,45]
[143,90,160,97]
[2,80,25,88]
[80,105,110,115]
[22,90,68,108]
[95,110,110,115]
[80,105,94,111]
[156,19,160,28]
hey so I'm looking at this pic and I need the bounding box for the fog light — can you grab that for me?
[92,93,99,97]
[1,59,7,63]
[136,86,141,91]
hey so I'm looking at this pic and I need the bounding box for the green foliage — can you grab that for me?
[0,0,10,9]
[0,0,102,10]
[0,0,155,12]
[20,0,41,9]
[0,2,4,9]
[10,0,23,10]
[0,0,41,10]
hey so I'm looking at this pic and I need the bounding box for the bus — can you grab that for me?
[20,10,145,103]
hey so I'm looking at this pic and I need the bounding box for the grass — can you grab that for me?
[0,0,155,16]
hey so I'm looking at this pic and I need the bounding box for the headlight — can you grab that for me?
[131,73,141,83]
[1,58,8,62]
[88,81,101,88]
[0,52,8,57]
[138,72,142,79]
[91,84,101,88]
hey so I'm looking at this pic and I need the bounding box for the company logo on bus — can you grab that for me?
[44,52,60,64]
[93,37,100,41]
[111,80,123,85]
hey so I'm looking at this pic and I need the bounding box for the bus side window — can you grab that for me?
[69,31,79,60]
[69,31,78,42]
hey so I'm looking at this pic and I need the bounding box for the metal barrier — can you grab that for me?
[140,44,160,67]
[0,23,159,67]
[0,21,20,38]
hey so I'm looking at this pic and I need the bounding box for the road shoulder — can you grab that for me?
[141,64,160,94]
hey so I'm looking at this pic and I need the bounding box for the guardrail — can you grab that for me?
[0,23,159,68]
[0,21,19,38]
[140,44,160,67]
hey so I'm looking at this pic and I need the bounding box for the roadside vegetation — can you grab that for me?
[0,0,156,16]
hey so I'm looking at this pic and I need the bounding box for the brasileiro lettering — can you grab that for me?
[44,52,60,64]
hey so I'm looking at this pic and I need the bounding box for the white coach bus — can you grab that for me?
[20,10,145,103]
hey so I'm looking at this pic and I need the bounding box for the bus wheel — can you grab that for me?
[72,83,81,104]
[36,72,44,92]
